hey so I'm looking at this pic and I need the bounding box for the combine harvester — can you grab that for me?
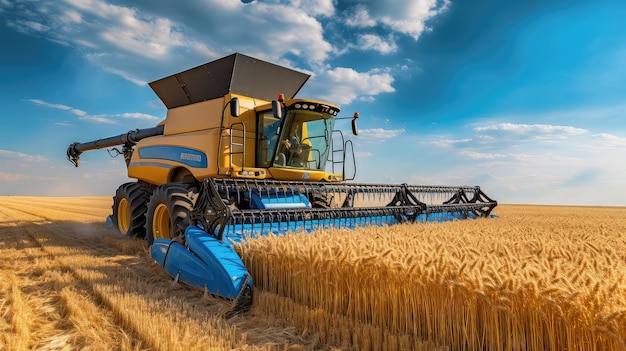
[66,53,497,310]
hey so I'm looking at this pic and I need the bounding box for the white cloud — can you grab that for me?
[70,109,87,117]
[358,128,405,142]
[474,123,588,136]
[428,138,472,148]
[290,0,335,17]
[26,98,161,124]
[308,67,395,104]
[25,99,72,110]
[8,19,49,33]
[79,116,118,124]
[1,0,336,83]
[459,151,533,161]
[357,34,398,54]
[343,0,450,40]
[114,112,161,121]
[0,150,47,162]
[60,9,82,25]
[1,0,455,105]
[345,5,377,27]
[591,133,626,147]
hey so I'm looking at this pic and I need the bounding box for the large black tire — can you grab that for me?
[145,183,197,245]
[310,191,335,208]
[111,182,150,237]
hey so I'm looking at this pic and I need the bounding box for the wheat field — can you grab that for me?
[1,196,625,350]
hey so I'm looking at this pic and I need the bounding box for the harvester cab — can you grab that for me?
[66,53,497,311]
[261,96,355,180]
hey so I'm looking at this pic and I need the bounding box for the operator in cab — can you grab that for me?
[277,122,310,168]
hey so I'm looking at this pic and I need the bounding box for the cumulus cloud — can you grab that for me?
[357,34,398,54]
[343,0,450,40]
[1,0,451,104]
[26,98,160,124]
[345,5,376,27]
[307,67,395,104]
[1,0,334,81]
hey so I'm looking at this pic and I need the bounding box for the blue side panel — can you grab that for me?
[149,231,251,299]
[138,146,208,168]
[185,226,251,299]
[245,192,311,210]
[161,241,218,289]
[151,239,170,266]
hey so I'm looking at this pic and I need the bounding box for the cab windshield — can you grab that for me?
[257,109,335,171]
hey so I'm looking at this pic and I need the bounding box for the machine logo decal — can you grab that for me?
[301,173,311,179]
[180,152,202,163]
[139,146,207,168]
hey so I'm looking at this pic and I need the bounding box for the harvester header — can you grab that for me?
[65,52,497,312]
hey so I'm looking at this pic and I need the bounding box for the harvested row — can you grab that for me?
[0,196,111,222]
[238,205,626,351]
[0,196,340,351]
[0,224,144,350]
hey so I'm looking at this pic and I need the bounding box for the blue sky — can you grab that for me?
[1,0,625,206]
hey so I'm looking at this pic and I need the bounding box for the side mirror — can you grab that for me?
[351,112,359,136]
[272,100,282,119]
[230,97,240,117]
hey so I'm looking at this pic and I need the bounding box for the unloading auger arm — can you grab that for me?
[66,125,164,167]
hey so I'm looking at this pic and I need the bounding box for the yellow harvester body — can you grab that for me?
[128,93,343,186]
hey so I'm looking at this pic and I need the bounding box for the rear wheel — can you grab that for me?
[111,182,149,237]
[146,183,197,245]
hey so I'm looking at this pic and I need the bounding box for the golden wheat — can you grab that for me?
[237,205,626,351]
[2,197,626,350]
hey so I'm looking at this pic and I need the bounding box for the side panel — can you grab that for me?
[128,131,221,184]
[128,115,262,184]
[164,94,264,136]
[164,98,225,135]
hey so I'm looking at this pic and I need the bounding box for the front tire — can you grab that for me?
[310,191,335,208]
[145,183,197,245]
[111,182,149,237]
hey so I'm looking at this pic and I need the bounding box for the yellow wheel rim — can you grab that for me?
[117,198,131,234]
[152,203,171,240]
